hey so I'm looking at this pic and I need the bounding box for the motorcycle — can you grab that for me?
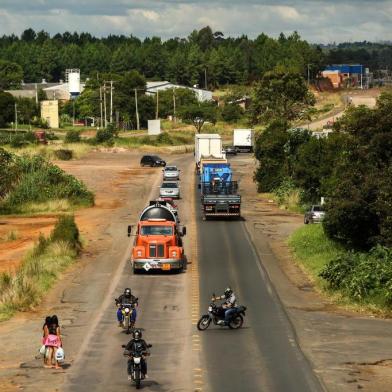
[197,294,247,331]
[116,299,138,334]
[122,344,152,389]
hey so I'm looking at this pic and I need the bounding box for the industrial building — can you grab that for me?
[6,69,83,101]
[321,64,371,89]
[146,81,213,102]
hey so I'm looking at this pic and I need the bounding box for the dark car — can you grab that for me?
[140,155,166,167]
[224,146,238,155]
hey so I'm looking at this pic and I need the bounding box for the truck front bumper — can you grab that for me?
[132,258,184,271]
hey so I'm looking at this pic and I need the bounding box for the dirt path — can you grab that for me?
[0,151,194,391]
[231,154,392,391]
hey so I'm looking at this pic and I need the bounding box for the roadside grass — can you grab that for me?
[16,199,75,215]
[289,224,343,283]
[289,225,392,315]
[0,230,18,242]
[0,151,94,215]
[6,143,93,160]
[0,215,81,322]
[115,131,194,147]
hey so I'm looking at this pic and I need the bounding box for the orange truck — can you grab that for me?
[127,202,186,273]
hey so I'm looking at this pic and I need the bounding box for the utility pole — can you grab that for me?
[103,83,107,128]
[204,68,207,89]
[99,86,103,128]
[307,64,311,86]
[110,80,113,123]
[134,88,140,131]
[156,89,159,119]
[173,88,176,121]
[35,83,38,105]
[72,99,75,126]
[14,103,18,131]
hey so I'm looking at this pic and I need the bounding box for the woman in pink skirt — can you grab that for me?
[43,315,62,369]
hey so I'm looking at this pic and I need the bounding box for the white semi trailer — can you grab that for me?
[195,134,225,171]
[233,129,254,152]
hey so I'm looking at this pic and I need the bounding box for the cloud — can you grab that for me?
[0,1,391,43]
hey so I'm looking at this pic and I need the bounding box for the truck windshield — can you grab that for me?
[141,226,173,235]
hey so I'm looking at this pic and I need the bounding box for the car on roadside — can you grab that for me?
[224,145,238,155]
[140,155,166,167]
[304,205,325,224]
[162,165,180,180]
[159,182,180,199]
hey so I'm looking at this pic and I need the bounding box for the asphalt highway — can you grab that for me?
[197,208,323,391]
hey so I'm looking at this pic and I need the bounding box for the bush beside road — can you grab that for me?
[0,215,81,321]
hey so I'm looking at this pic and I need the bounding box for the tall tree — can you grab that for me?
[0,60,23,89]
[250,68,315,124]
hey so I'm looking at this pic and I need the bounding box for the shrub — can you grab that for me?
[156,132,174,145]
[51,215,81,251]
[65,130,81,143]
[54,149,73,160]
[320,245,392,306]
[221,104,244,122]
[0,153,94,212]
[95,128,114,144]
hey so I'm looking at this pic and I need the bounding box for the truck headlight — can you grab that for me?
[171,251,177,257]
[137,250,142,257]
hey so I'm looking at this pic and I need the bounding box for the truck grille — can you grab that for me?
[149,244,165,257]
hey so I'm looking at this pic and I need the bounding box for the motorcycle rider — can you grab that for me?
[212,287,237,325]
[115,288,138,328]
[124,329,150,380]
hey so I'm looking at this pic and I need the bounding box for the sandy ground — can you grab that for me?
[231,154,392,392]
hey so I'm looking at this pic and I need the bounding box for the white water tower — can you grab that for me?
[66,69,81,98]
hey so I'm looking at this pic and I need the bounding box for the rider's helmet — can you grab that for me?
[124,288,132,298]
[133,329,142,340]
[224,287,233,298]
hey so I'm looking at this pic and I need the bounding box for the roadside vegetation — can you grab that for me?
[0,215,81,321]
[253,89,392,311]
[0,148,94,214]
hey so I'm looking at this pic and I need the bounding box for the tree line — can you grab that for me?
[323,41,392,76]
[0,27,323,88]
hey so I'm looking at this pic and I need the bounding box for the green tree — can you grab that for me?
[157,88,198,118]
[250,69,315,124]
[179,101,217,133]
[221,104,244,122]
[0,91,15,127]
[0,60,23,89]
[15,97,38,124]
[254,120,289,191]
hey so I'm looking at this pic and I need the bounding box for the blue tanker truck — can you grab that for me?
[199,161,241,220]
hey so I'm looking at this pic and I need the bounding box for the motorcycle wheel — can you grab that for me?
[125,316,130,334]
[197,315,211,331]
[228,315,243,329]
[135,368,141,389]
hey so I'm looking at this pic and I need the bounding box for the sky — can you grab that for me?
[0,0,391,44]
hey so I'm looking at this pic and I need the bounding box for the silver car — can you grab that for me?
[304,205,325,224]
[163,166,180,181]
[159,182,180,199]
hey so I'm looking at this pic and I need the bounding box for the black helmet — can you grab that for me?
[133,329,142,340]
[124,288,131,297]
[224,287,233,298]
